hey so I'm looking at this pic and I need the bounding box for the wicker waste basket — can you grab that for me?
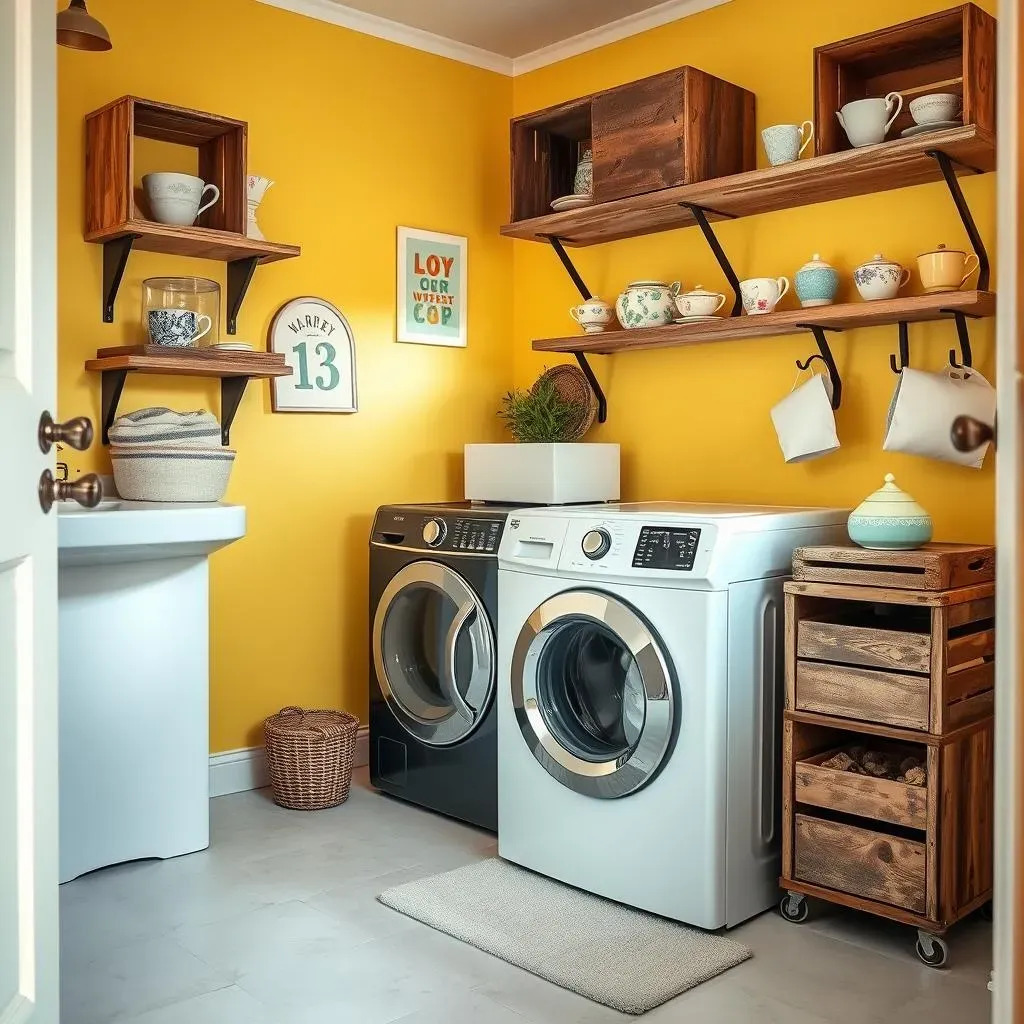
[264,706,359,810]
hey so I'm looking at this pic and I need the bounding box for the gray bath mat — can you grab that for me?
[378,858,750,1015]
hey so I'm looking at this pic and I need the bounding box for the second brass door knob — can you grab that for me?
[38,470,103,514]
[38,411,94,453]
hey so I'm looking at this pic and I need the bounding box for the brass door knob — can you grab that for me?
[38,411,94,453]
[951,415,996,453]
[38,470,102,513]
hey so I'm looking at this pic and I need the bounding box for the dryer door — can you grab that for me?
[511,589,675,799]
[373,561,495,746]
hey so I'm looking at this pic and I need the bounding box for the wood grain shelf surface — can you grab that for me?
[84,219,300,264]
[502,125,995,246]
[85,345,292,378]
[533,290,995,354]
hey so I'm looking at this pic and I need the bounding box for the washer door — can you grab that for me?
[373,561,494,747]
[511,589,675,799]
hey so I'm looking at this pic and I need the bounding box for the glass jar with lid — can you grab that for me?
[142,277,221,348]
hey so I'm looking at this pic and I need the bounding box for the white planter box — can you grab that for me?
[464,443,620,505]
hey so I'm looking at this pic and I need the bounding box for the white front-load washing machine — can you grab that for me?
[497,502,849,929]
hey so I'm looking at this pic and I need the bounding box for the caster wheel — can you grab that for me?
[915,931,949,968]
[779,892,809,924]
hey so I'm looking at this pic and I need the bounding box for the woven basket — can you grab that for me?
[110,445,235,502]
[264,706,360,810]
[532,364,598,440]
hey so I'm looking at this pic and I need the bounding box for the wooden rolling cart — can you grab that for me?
[779,544,995,968]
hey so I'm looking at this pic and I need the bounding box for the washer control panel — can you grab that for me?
[449,517,503,553]
[632,526,702,571]
[372,508,506,553]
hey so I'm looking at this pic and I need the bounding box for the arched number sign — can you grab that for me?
[269,297,358,413]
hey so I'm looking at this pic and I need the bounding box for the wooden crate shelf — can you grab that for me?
[85,346,292,446]
[85,220,300,264]
[532,290,995,355]
[502,124,994,246]
[780,548,995,963]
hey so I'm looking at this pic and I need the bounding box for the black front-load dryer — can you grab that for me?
[369,503,511,832]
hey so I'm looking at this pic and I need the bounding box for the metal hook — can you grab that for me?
[945,310,974,369]
[795,324,843,410]
[890,322,910,374]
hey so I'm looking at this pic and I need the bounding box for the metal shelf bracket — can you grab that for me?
[891,321,911,374]
[545,236,608,423]
[795,324,844,410]
[220,377,251,446]
[100,369,129,445]
[226,256,260,336]
[925,149,990,291]
[102,235,139,323]
[677,203,743,317]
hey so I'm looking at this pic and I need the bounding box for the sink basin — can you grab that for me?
[57,500,123,514]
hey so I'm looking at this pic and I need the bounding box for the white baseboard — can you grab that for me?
[209,726,369,798]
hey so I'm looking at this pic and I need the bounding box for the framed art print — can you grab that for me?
[269,297,358,413]
[397,226,467,347]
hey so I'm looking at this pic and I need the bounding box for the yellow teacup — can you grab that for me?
[917,243,980,293]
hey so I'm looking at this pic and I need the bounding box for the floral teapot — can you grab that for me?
[615,280,680,329]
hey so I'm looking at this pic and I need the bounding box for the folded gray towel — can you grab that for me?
[108,407,221,448]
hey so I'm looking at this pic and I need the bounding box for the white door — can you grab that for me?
[990,1,1022,1019]
[0,1,59,1022]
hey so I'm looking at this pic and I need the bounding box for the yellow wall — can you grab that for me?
[512,0,997,544]
[58,0,997,752]
[56,0,513,750]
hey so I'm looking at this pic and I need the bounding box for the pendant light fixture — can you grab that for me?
[56,0,112,52]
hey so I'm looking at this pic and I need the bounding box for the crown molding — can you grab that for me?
[255,0,515,75]
[512,0,733,75]
[255,0,732,77]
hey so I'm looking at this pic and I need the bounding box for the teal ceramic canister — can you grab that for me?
[847,473,934,550]
[795,254,839,308]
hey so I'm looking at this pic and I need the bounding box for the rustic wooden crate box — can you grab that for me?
[814,3,996,156]
[510,66,755,222]
[781,550,995,935]
[85,95,248,237]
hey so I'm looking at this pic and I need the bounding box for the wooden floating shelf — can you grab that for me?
[85,346,292,445]
[86,345,292,378]
[532,291,996,355]
[502,125,995,246]
[85,220,300,264]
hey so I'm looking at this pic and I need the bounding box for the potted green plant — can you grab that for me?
[464,367,619,504]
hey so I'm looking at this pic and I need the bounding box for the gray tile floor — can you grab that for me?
[61,770,993,1023]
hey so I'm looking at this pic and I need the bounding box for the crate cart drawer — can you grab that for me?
[795,814,926,914]
[795,661,930,730]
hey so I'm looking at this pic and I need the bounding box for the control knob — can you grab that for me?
[581,528,611,560]
[422,519,447,547]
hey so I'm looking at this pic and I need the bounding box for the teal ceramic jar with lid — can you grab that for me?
[847,473,933,550]
[794,254,839,308]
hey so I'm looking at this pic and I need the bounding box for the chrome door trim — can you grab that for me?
[511,589,675,799]
[372,560,495,747]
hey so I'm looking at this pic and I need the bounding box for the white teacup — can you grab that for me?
[740,276,789,315]
[883,367,995,469]
[674,286,726,318]
[143,172,221,227]
[761,121,814,166]
[569,297,615,334]
[771,371,840,463]
[836,93,903,148]
[909,92,961,125]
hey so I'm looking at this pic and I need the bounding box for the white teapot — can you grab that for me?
[616,281,680,330]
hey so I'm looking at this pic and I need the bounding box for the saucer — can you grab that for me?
[550,194,593,211]
[210,342,254,351]
[673,315,724,324]
[901,120,962,137]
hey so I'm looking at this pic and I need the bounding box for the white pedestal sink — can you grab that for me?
[58,500,245,883]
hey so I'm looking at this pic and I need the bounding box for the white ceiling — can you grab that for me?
[327,0,673,58]
[257,0,730,74]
